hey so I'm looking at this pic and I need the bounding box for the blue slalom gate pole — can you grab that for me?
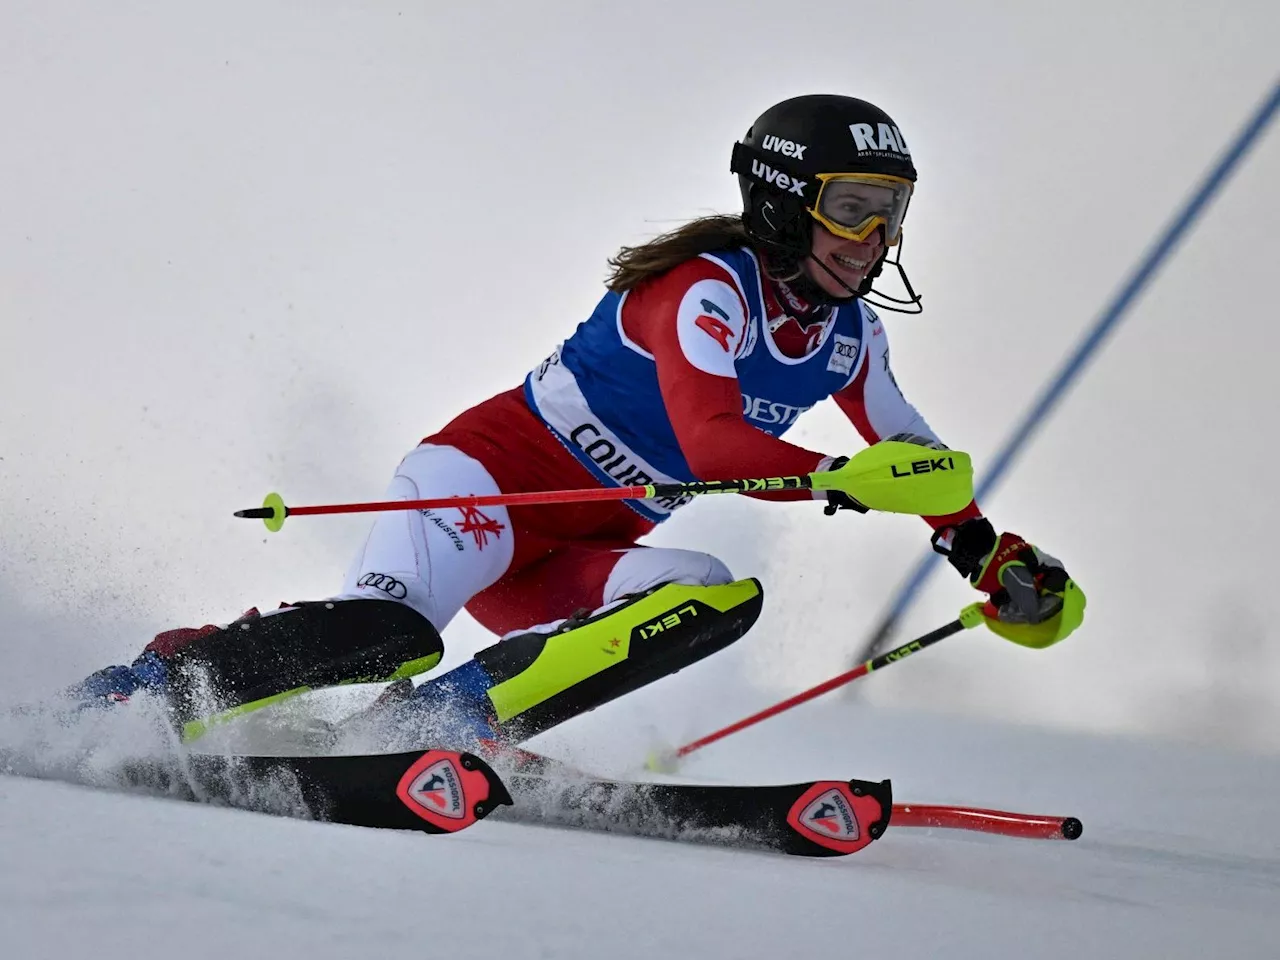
[851,76,1280,663]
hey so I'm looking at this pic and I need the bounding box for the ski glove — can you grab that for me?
[821,435,947,516]
[931,517,1069,625]
[821,456,869,515]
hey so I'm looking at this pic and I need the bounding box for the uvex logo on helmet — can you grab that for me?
[761,134,807,159]
[750,159,807,195]
[849,122,911,158]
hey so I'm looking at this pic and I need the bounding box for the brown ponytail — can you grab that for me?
[605,215,753,292]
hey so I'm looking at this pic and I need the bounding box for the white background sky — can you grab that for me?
[3,2,1279,750]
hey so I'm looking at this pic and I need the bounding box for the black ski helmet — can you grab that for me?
[730,94,920,305]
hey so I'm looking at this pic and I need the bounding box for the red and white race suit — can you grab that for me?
[337,246,978,639]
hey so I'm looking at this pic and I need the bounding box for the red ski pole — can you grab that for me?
[654,605,987,768]
[233,441,977,532]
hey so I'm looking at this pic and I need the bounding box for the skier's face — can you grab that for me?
[805,222,883,298]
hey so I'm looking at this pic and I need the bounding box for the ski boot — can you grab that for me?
[370,578,764,750]
[347,659,502,751]
[65,650,172,708]
[64,599,445,741]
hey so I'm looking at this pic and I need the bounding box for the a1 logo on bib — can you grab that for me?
[827,334,860,375]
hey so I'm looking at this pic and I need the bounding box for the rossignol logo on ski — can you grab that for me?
[750,159,807,195]
[786,780,890,855]
[400,755,467,820]
[848,122,911,158]
[891,456,956,477]
[800,788,860,840]
[394,750,511,834]
[761,135,807,159]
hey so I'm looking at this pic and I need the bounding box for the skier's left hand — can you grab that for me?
[931,517,1068,625]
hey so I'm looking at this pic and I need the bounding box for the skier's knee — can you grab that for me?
[338,570,443,629]
[340,443,514,631]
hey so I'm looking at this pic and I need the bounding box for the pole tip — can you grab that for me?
[644,749,680,775]
[261,492,288,532]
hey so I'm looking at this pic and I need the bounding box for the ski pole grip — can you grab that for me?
[809,441,974,516]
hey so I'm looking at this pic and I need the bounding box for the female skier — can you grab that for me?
[73,94,1077,746]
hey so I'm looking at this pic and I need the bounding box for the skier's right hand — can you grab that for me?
[820,457,869,515]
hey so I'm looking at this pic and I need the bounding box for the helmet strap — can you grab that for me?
[802,227,925,314]
[745,192,851,306]
[859,233,924,314]
[802,251,860,303]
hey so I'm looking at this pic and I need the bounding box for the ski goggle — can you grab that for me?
[809,173,914,246]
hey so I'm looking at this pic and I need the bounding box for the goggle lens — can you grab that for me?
[814,176,912,244]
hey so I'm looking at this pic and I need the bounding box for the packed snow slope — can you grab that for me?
[2,691,1277,960]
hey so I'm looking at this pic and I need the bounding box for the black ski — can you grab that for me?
[12,741,889,856]
[113,748,512,835]
[483,747,893,858]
